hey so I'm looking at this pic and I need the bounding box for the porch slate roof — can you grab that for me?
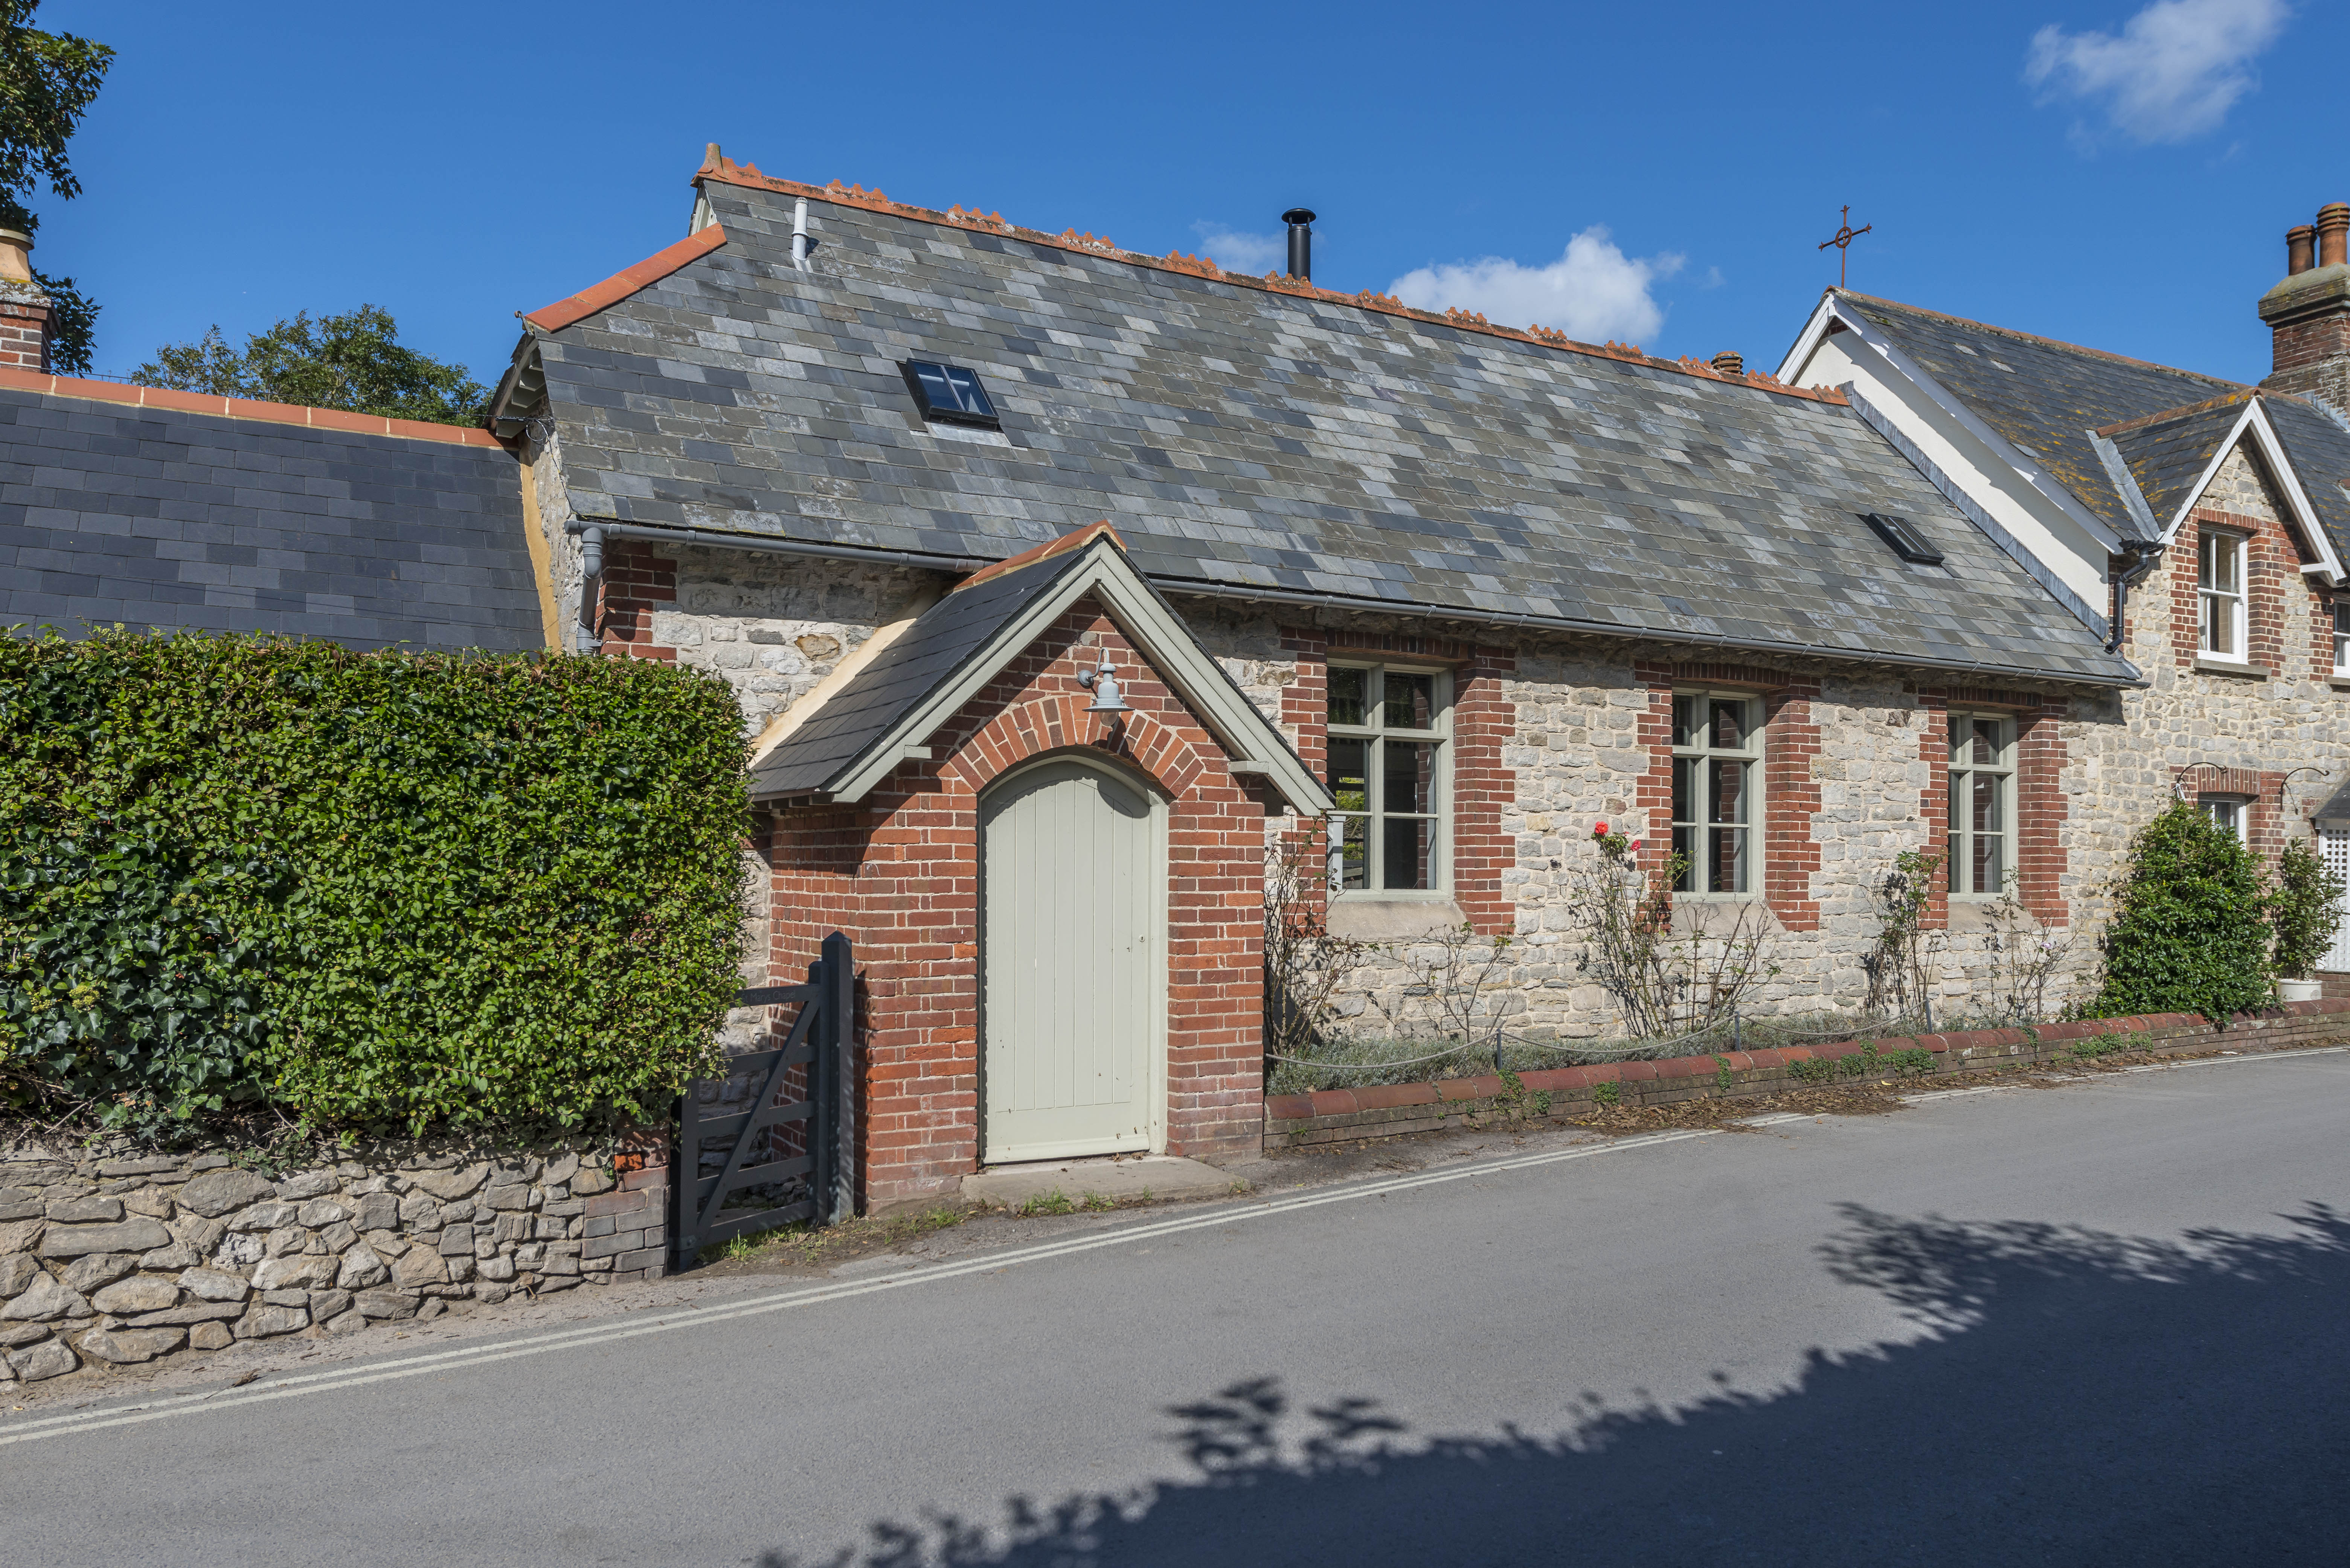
[0,382,544,650]
[748,541,1091,799]
[519,175,2138,686]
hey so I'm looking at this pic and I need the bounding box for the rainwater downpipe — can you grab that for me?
[2109,541,2160,653]
[572,522,604,649]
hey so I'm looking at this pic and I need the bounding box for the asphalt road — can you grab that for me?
[7,1050,2346,1567]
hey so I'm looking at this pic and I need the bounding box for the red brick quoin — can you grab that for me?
[1281,628,1517,936]
[760,597,1277,1210]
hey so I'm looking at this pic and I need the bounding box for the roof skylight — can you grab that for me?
[902,360,1000,428]
[1861,512,1945,565]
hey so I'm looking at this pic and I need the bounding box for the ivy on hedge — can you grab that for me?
[2093,799,2271,1023]
[0,631,748,1136]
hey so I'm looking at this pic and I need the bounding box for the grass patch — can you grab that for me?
[694,1202,970,1267]
[1269,1010,1931,1096]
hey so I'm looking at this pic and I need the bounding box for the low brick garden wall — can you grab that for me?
[0,1132,669,1391]
[1264,999,2350,1150]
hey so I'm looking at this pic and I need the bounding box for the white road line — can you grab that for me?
[1903,1042,2350,1104]
[0,1126,1713,1449]
[12,1042,2341,1450]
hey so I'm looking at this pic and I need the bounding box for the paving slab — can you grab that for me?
[962,1155,1233,1208]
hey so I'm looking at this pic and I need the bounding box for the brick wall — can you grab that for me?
[2167,503,2309,676]
[762,597,1273,1210]
[1264,1000,2350,1149]
[1631,661,1823,930]
[0,293,49,373]
[1920,686,2071,925]
[595,539,679,661]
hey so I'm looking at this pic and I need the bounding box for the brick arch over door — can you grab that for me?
[945,696,1217,804]
[761,602,1277,1211]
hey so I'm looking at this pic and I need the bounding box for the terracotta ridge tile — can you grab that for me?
[692,155,1845,407]
[0,366,503,446]
[951,521,1125,591]
[1834,288,2247,389]
[523,224,727,333]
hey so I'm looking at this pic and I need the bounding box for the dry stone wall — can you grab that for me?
[0,1140,668,1391]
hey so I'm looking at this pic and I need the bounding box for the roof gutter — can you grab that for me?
[1156,578,2148,691]
[565,519,993,576]
[572,520,2146,692]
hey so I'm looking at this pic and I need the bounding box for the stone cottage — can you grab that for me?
[1777,203,2350,983]
[14,153,2350,1211]
[486,150,2162,1208]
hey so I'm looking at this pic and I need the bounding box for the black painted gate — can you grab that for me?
[673,931,854,1268]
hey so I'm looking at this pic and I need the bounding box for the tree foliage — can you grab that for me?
[133,305,490,427]
[2094,800,2271,1022]
[2268,838,2345,980]
[0,0,109,230]
[0,0,111,374]
[0,631,750,1140]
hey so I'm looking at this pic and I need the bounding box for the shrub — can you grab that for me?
[0,631,748,1136]
[2092,801,2270,1023]
[2268,839,2345,980]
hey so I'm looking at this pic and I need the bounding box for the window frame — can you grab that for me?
[1947,712,2018,900]
[899,359,1003,430]
[2200,795,2248,839]
[1324,661,1453,900]
[2198,528,2249,663]
[1669,689,1764,900]
[2332,599,2349,678]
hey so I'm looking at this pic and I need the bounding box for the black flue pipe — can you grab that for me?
[1283,208,1315,279]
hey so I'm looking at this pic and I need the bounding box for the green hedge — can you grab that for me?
[0,632,749,1136]
[2093,800,2270,1023]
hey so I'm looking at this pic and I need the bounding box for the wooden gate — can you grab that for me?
[673,931,854,1268]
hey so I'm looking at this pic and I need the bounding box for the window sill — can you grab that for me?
[1325,897,1466,942]
[2328,675,2350,691]
[2192,657,2266,679]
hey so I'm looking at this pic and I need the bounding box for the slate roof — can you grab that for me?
[749,541,1090,798]
[517,171,2139,686]
[1831,292,2350,572]
[0,381,544,651]
[2098,393,2260,533]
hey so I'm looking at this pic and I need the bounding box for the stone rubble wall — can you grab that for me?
[0,1139,670,1391]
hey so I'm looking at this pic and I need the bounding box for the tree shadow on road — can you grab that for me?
[764,1202,2350,1566]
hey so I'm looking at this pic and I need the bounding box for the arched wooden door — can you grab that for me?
[979,756,1166,1162]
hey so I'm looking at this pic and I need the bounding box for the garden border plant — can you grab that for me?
[2093,798,2272,1023]
[0,628,750,1142]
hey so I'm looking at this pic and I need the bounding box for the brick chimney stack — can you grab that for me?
[2260,203,2350,415]
[0,224,52,373]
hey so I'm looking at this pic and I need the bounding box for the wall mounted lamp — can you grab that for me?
[1078,657,1132,715]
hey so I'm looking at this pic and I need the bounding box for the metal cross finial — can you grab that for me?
[1818,204,1873,290]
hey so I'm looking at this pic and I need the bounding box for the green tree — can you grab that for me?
[2268,838,2345,981]
[0,0,112,375]
[133,305,490,427]
[2094,800,2272,1022]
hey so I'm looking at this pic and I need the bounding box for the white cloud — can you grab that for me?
[1190,223,1287,275]
[2025,0,2291,145]
[1386,228,1684,344]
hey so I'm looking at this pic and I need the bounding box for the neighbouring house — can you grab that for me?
[12,153,2350,1211]
[0,222,546,651]
[1777,202,2350,984]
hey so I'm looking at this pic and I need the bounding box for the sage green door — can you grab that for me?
[980,757,1163,1161]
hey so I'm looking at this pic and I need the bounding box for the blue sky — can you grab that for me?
[30,0,2345,390]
